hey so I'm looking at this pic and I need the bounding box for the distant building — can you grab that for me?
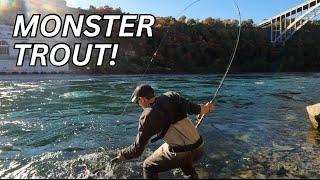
[0,0,70,73]
[0,0,67,9]
[0,0,137,73]
[0,24,70,73]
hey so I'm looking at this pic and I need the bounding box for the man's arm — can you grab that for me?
[119,109,163,160]
[165,91,201,115]
[166,91,214,116]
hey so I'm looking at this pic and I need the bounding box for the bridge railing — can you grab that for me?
[257,0,320,44]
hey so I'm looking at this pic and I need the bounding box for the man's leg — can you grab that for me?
[181,145,205,179]
[143,168,159,179]
[143,143,190,179]
[181,166,199,179]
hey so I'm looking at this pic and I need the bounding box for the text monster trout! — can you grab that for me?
[12,14,155,67]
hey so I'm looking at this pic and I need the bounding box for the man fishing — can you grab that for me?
[112,84,215,179]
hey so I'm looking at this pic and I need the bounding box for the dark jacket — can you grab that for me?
[120,91,201,159]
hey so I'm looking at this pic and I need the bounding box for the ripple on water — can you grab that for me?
[255,81,265,85]
[59,91,101,99]
[0,74,320,178]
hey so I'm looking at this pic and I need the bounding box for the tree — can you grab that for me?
[203,17,214,25]
[178,15,187,23]
[187,18,196,26]
[88,5,97,12]
[241,19,254,28]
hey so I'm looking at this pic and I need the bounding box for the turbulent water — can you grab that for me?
[0,73,320,179]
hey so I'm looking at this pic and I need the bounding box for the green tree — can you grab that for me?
[187,18,196,26]
[203,17,214,25]
[178,15,187,23]
[241,19,254,28]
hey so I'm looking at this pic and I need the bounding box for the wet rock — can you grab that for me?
[75,163,91,179]
[286,173,295,179]
[276,166,288,177]
[301,146,313,151]
[239,170,253,179]
[237,134,250,143]
[254,164,264,170]
[272,152,281,161]
[0,145,22,152]
[63,147,85,152]
[255,173,266,179]
[87,173,98,179]
[209,151,228,159]
[272,142,295,151]
[196,168,210,179]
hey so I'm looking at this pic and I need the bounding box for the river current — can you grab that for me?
[0,73,319,178]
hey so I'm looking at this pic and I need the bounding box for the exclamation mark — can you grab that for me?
[109,44,119,67]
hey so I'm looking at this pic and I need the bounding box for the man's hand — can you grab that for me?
[111,153,126,165]
[195,102,215,128]
[92,153,126,174]
[199,102,215,115]
[197,102,215,120]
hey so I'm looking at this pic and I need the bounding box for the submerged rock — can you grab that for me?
[239,170,253,179]
[276,166,288,177]
[255,173,266,179]
[0,144,22,152]
[272,142,295,151]
[237,134,250,143]
[209,151,228,159]
[196,168,210,179]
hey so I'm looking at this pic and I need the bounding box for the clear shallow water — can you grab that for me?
[0,73,319,178]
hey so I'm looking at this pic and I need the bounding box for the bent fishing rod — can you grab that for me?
[195,0,242,128]
[119,0,202,119]
[91,0,241,175]
[90,1,202,175]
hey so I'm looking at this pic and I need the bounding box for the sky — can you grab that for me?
[66,0,305,23]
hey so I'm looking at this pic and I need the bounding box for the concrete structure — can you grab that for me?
[0,0,137,73]
[0,25,70,73]
[0,0,70,73]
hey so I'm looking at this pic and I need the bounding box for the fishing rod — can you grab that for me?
[90,1,241,177]
[119,0,202,122]
[195,0,242,128]
[90,1,202,175]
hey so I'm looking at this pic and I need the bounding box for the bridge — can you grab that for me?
[257,0,320,45]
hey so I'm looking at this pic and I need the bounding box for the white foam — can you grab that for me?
[255,82,264,85]
[59,91,100,99]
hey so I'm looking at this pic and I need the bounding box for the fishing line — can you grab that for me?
[119,0,202,119]
[196,0,242,128]
[91,1,202,175]
[93,0,241,175]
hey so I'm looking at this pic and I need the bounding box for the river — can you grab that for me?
[0,73,319,178]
